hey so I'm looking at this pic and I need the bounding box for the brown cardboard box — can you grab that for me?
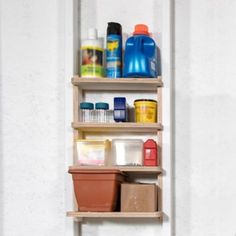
[121,183,157,212]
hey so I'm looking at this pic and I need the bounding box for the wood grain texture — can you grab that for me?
[67,211,163,219]
[72,76,163,91]
[69,166,162,174]
[72,122,163,133]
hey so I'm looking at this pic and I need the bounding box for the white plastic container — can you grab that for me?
[80,28,104,78]
[76,139,111,166]
[111,139,143,166]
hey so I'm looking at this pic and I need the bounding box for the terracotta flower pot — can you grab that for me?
[69,169,125,212]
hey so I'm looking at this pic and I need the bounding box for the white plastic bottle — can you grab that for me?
[80,28,104,78]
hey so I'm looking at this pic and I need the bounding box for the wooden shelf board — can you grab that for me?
[67,211,163,219]
[72,76,163,91]
[69,166,162,174]
[72,122,163,133]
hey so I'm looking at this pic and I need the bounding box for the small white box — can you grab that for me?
[111,139,143,166]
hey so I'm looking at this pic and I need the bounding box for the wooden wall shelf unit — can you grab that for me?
[65,0,172,235]
[68,76,163,220]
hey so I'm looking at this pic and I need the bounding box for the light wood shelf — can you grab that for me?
[72,76,163,91]
[72,122,163,133]
[69,166,162,174]
[67,211,163,219]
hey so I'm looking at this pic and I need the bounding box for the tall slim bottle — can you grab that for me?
[106,22,122,78]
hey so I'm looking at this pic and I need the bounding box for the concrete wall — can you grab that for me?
[175,0,236,235]
[0,0,66,235]
[1,0,236,235]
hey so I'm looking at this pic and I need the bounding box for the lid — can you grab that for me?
[77,139,109,143]
[144,139,157,148]
[133,24,150,35]
[107,22,122,36]
[134,99,157,103]
[114,97,127,109]
[95,102,109,110]
[88,28,98,40]
[112,139,143,143]
[80,102,94,110]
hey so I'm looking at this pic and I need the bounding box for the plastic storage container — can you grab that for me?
[69,169,125,212]
[113,97,128,122]
[111,139,143,166]
[79,102,94,122]
[134,99,157,123]
[76,139,111,166]
[95,102,109,122]
[123,24,158,78]
[144,139,159,166]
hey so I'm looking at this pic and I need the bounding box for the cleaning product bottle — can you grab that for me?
[124,24,158,78]
[80,28,104,78]
[106,22,122,78]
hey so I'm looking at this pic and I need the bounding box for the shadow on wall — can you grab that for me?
[80,218,162,236]
[173,0,192,235]
[0,16,3,235]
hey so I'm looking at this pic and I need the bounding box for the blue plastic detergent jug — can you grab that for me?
[124,24,158,78]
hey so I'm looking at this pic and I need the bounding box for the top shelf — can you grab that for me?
[72,76,163,91]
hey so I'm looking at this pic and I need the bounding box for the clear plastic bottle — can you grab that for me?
[80,102,94,122]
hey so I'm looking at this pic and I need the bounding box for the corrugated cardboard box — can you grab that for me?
[121,183,157,212]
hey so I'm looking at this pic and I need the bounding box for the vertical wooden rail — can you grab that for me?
[157,86,163,215]
[73,84,84,214]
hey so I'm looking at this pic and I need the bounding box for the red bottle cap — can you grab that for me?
[144,139,157,148]
[133,24,150,35]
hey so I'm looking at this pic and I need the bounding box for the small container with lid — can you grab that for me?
[114,97,128,122]
[80,102,94,122]
[134,99,157,123]
[144,139,159,166]
[95,102,109,122]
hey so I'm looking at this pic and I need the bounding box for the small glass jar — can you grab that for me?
[95,102,109,122]
[80,102,94,122]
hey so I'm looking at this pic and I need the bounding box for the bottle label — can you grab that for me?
[81,46,104,77]
[106,35,122,78]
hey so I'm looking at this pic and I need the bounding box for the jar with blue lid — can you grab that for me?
[95,102,109,122]
[80,102,94,122]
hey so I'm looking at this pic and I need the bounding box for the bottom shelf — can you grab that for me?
[67,211,163,219]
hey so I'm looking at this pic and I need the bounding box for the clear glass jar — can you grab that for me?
[95,102,109,123]
[79,102,94,122]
